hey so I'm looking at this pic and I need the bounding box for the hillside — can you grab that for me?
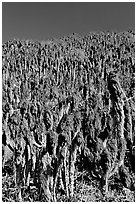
[2,31,135,202]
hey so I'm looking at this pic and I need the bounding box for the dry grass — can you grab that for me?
[2,168,135,202]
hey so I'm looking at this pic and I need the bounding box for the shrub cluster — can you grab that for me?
[2,31,135,201]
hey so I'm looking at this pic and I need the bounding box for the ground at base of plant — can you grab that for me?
[2,173,135,202]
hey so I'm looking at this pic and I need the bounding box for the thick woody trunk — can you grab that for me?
[40,172,52,201]
[40,153,53,201]
[106,76,127,194]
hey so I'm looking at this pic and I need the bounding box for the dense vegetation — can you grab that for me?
[2,31,135,201]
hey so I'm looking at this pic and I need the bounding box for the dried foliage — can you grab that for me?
[2,31,135,201]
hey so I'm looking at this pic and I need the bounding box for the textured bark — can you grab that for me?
[69,147,77,197]
[40,153,53,201]
[105,75,127,194]
[64,145,69,197]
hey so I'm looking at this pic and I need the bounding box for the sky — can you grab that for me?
[2,2,135,44]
